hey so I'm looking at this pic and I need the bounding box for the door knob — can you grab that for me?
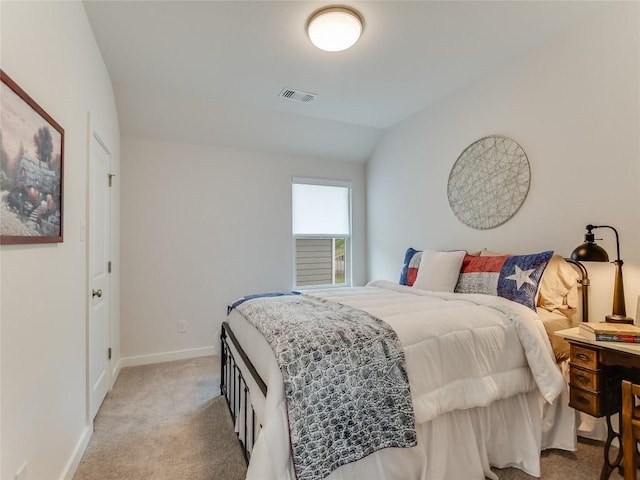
[92,289,103,298]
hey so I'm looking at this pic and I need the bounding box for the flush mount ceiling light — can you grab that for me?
[307,6,363,52]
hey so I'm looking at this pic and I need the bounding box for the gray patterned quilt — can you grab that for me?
[233,293,417,480]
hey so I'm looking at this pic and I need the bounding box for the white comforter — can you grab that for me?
[232,280,566,480]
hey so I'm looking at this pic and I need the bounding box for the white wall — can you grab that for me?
[0,2,120,479]
[367,2,640,324]
[120,137,365,362]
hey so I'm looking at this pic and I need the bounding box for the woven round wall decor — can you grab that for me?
[447,135,530,230]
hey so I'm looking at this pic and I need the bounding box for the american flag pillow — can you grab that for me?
[455,250,554,310]
[399,247,423,286]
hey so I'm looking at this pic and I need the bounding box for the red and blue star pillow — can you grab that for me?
[455,251,553,310]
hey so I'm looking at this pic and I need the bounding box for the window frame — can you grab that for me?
[292,177,352,289]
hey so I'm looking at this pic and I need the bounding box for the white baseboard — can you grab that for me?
[59,425,92,480]
[111,359,122,389]
[119,346,216,368]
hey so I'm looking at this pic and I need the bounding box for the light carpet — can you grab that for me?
[73,356,621,480]
[73,356,246,480]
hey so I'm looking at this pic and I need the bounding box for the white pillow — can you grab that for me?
[413,250,466,293]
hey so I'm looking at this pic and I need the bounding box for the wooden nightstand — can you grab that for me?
[557,327,640,480]
[568,342,620,417]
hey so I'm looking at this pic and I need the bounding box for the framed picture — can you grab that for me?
[1,70,64,244]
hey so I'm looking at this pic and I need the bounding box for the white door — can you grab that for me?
[89,131,111,420]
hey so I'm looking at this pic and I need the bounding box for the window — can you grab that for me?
[292,179,351,288]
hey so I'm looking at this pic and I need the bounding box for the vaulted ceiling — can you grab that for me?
[84,1,605,163]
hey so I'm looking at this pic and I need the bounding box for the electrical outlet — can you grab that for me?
[178,320,187,333]
[15,462,27,480]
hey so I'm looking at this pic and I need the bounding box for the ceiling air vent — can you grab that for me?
[279,88,317,104]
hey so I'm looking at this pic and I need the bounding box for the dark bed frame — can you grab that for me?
[220,321,266,462]
[220,258,589,464]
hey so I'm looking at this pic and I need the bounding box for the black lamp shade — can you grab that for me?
[571,242,609,262]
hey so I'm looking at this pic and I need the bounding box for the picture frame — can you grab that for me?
[1,70,64,244]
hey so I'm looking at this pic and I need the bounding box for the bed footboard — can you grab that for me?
[220,321,266,463]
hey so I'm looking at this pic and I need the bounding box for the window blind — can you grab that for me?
[292,183,350,236]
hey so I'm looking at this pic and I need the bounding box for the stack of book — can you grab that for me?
[579,322,640,343]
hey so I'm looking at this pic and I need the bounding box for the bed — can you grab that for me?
[220,249,586,480]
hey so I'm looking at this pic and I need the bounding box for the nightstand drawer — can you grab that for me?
[570,344,599,370]
[570,366,601,391]
[569,387,603,417]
